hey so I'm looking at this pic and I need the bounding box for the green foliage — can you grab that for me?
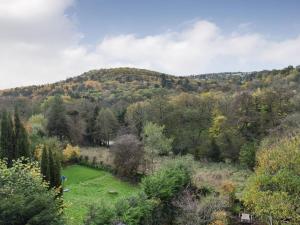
[46,95,69,141]
[242,135,300,224]
[28,114,47,150]
[143,122,173,156]
[14,108,30,159]
[117,194,159,225]
[95,108,118,146]
[142,159,192,201]
[0,111,14,165]
[126,101,150,137]
[0,158,64,225]
[40,144,62,189]
[85,204,116,225]
[62,165,140,224]
[41,145,50,182]
[239,141,257,169]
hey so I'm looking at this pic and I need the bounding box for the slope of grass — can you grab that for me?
[62,165,140,225]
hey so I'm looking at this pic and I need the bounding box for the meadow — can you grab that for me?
[62,165,140,225]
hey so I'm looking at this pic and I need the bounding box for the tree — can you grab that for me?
[239,142,257,169]
[209,138,221,162]
[40,146,50,183]
[46,95,69,141]
[85,105,99,145]
[141,158,192,224]
[40,145,61,189]
[243,135,300,224]
[142,122,173,172]
[0,159,64,225]
[48,148,62,189]
[111,134,144,179]
[95,108,118,146]
[125,101,150,137]
[0,111,14,166]
[14,108,30,159]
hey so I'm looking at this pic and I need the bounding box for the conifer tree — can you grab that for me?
[40,146,50,182]
[48,148,61,189]
[0,111,15,166]
[14,108,30,158]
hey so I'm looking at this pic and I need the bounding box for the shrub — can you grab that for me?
[116,194,159,225]
[0,158,64,225]
[63,144,80,163]
[173,190,230,225]
[85,203,116,225]
[142,159,192,201]
[210,211,229,225]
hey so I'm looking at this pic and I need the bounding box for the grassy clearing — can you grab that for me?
[62,165,140,225]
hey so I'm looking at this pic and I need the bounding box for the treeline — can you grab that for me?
[1,66,299,170]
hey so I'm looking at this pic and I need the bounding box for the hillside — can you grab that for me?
[1,66,299,105]
[1,65,300,225]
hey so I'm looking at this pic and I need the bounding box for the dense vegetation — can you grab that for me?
[1,65,300,224]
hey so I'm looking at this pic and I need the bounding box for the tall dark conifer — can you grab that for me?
[40,146,50,182]
[14,108,30,158]
[48,148,61,189]
[0,112,15,166]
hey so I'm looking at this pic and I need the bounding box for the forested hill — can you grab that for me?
[1,66,299,101]
[0,65,300,120]
[0,68,191,100]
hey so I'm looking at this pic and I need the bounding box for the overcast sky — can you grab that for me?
[0,0,300,89]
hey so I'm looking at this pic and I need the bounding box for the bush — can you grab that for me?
[0,158,64,225]
[173,190,230,225]
[116,194,159,225]
[142,159,192,201]
[63,144,80,163]
[85,158,193,225]
[85,203,116,225]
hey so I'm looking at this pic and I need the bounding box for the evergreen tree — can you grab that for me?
[48,148,61,189]
[14,108,30,158]
[46,95,69,141]
[0,111,15,166]
[41,146,50,183]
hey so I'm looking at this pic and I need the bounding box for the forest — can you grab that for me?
[0,66,300,225]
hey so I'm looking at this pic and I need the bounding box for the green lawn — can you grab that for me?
[62,165,140,225]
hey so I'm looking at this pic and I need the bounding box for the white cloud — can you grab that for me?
[0,1,299,89]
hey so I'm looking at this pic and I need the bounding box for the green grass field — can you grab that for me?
[62,165,140,225]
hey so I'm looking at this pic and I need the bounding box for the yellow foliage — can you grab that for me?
[84,80,102,91]
[34,144,43,161]
[210,211,229,225]
[63,144,80,162]
[221,180,236,194]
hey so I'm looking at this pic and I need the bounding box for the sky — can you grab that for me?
[0,0,300,88]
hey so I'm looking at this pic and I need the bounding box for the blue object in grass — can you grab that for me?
[61,175,67,181]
